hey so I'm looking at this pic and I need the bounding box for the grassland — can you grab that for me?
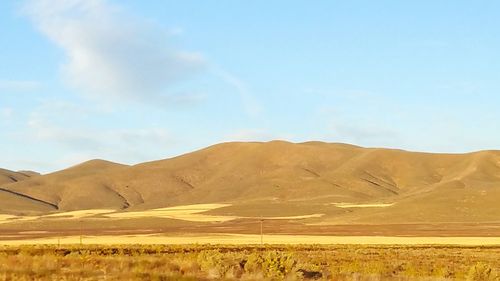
[3,234,500,246]
[0,244,498,280]
[0,204,325,225]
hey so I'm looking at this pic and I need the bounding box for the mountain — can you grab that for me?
[1,141,500,224]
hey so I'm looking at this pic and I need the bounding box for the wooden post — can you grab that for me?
[79,220,83,246]
[260,216,264,246]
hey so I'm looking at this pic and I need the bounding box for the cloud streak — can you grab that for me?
[0,108,13,122]
[23,0,205,104]
[0,80,40,92]
[214,68,262,117]
[28,115,176,163]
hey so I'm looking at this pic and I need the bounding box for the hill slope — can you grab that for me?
[0,168,39,185]
[2,160,129,212]
[0,168,51,214]
[1,141,500,223]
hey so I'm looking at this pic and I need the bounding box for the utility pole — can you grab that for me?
[79,220,83,246]
[260,216,264,246]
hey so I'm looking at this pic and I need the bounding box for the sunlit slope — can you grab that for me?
[3,160,130,211]
[0,168,52,214]
[1,141,500,223]
[0,189,56,215]
[0,168,38,185]
[105,141,377,207]
[120,141,500,208]
[322,150,500,223]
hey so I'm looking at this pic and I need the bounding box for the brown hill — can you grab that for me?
[1,141,500,223]
[0,168,50,214]
[0,168,39,185]
[2,160,129,212]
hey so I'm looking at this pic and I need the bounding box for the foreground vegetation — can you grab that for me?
[0,244,498,280]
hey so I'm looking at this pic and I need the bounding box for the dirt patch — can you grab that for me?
[43,209,116,219]
[105,204,237,222]
[333,203,394,208]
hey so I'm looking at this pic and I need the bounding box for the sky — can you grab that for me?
[1,0,500,173]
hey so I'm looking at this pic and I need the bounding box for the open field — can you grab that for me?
[1,202,499,240]
[0,203,325,225]
[0,244,498,280]
[1,234,500,246]
[104,204,237,222]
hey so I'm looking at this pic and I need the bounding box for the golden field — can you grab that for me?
[2,234,500,247]
[0,244,498,281]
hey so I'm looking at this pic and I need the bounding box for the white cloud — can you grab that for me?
[213,68,262,117]
[224,129,279,142]
[23,0,205,104]
[28,116,176,163]
[0,80,40,92]
[328,121,398,146]
[22,98,181,169]
[0,108,13,119]
[314,91,401,148]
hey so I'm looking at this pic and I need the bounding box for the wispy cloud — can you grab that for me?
[314,90,401,148]
[23,0,206,104]
[0,108,14,126]
[28,115,176,163]
[213,68,262,117]
[0,108,13,119]
[0,80,40,92]
[223,129,280,142]
[22,99,181,170]
[327,121,398,146]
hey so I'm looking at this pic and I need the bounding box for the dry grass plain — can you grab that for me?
[0,203,325,225]
[0,244,498,281]
[2,234,500,247]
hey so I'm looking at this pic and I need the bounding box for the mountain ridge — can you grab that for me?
[1,141,499,224]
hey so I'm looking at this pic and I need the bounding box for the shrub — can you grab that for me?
[261,251,297,278]
[466,262,499,281]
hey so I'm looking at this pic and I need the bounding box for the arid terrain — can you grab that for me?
[0,244,498,280]
[0,141,499,244]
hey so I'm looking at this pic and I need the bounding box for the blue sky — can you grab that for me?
[1,0,499,173]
